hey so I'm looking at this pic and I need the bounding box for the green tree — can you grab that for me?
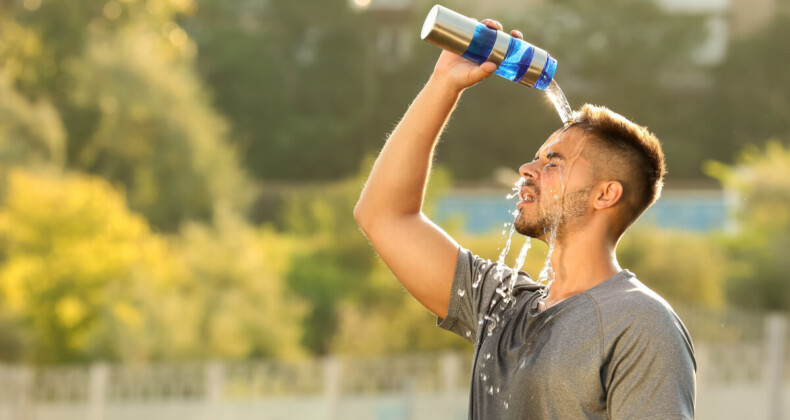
[0,169,305,363]
[173,211,306,360]
[1,0,251,231]
[0,70,65,169]
[68,23,252,230]
[697,15,790,167]
[706,141,790,311]
[183,0,706,183]
[282,178,378,354]
[0,169,179,363]
[184,0,383,181]
[618,227,726,308]
[282,162,454,355]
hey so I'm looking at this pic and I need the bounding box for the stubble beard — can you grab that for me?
[514,185,593,241]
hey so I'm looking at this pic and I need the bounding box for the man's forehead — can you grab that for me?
[535,126,586,159]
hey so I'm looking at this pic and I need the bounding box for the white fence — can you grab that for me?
[0,310,787,420]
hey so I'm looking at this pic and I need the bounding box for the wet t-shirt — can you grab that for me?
[438,247,696,420]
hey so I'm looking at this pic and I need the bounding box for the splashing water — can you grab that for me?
[505,177,525,200]
[534,133,588,302]
[537,226,558,286]
[481,177,536,317]
[494,221,517,281]
[536,176,565,299]
[511,236,531,282]
[483,81,577,333]
[545,79,574,126]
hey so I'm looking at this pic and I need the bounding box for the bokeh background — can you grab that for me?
[0,0,788,418]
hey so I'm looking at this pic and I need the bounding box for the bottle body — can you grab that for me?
[420,5,556,90]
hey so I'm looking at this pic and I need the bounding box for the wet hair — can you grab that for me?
[569,104,666,234]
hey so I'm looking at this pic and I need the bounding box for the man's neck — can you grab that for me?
[539,233,621,310]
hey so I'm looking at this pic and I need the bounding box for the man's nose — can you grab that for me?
[519,161,539,179]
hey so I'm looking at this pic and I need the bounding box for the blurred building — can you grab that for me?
[433,186,730,234]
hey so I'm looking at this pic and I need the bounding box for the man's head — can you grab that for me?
[514,104,666,243]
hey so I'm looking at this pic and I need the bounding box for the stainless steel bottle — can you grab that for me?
[421,5,557,90]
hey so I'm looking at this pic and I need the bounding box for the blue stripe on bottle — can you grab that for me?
[533,56,557,90]
[461,23,497,64]
[494,37,535,82]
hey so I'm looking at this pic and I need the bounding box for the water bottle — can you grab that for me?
[421,5,557,90]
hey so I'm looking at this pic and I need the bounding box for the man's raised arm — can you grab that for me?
[354,20,510,318]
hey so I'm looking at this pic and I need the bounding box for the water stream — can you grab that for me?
[489,78,574,315]
[545,79,574,126]
[475,74,577,405]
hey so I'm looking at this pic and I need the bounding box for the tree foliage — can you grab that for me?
[184,0,384,181]
[68,23,251,229]
[174,212,306,360]
[0,169,305,363]
[699,16,790,162]
[1,0,251,231]
[282,161,456,355]
[0,169,178,363]
[0,70,65,169]
[618,227,726,308]
[706,141,790,311]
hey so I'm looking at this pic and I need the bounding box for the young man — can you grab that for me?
[353,19,696,420]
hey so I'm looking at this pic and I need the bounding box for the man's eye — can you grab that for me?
[546,162,558,168]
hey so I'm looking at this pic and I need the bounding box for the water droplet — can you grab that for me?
[465,330,471,337]
[504,401,509,409]
[485,353,491,360]
[481,373,488,381]
[473,274,483,288]
[496,387,500,393]
[487,386,494,395]
[457,289,466,297]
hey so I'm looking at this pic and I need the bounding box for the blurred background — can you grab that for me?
[0,0,788,418]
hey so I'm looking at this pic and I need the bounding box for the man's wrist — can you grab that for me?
[425,75,465,100]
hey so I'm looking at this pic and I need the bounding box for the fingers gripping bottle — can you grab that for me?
[421,5,557,90]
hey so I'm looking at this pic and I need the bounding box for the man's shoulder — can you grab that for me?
[585,270,686,332]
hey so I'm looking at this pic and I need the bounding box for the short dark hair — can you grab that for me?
[570,104,666,233]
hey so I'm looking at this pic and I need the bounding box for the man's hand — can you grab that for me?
[429,19,525,92]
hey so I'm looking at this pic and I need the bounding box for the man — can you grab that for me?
[353,18,696,420]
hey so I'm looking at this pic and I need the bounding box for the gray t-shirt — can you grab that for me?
[438,247,696,419]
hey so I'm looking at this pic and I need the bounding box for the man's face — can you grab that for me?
[514,126,594,241]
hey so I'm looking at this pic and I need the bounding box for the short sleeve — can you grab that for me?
[437,247,535,344]
[604,303,697,420]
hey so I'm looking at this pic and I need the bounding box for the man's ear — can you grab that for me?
[593,181,623,210]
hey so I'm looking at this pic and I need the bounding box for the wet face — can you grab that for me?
[514,126,594,241]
